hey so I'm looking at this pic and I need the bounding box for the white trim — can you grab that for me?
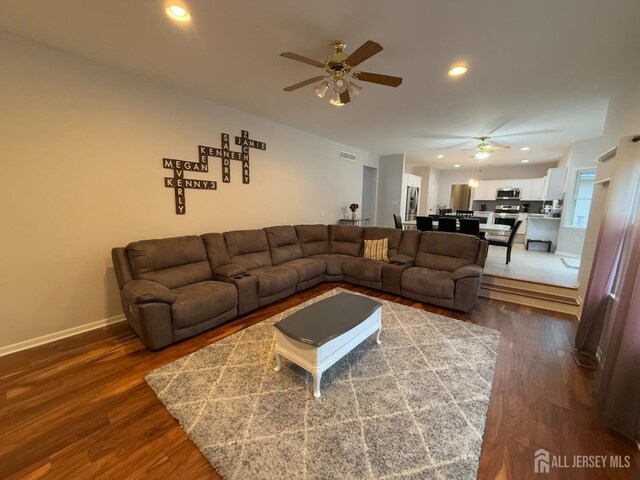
[598,147,616,162]
[593,178,611,186]
[0,314,126,358]
[555,251,582,259]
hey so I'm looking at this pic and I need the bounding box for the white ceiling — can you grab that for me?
[1,0,639,169]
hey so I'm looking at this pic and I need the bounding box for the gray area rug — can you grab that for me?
[146,288,500,479]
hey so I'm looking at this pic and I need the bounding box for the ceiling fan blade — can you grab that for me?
[280,52,325,68]
[437,140,474,150]
[422,133,475,140]
[340,90,351,104]
[490,129,560,139]
[345,40,383,67]
[489,145,511,151]
[354,71,403,87]
[283,76,326,92]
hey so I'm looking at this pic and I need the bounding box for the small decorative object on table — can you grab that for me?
[349,203,359,221]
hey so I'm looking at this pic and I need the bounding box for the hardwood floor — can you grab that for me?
[0,283,638,479]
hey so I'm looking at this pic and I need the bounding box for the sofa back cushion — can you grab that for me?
[264,225,303,265]
[224,229,272,270]
[126,235,212,289]
[398,229,421,258]
[295,224,330,256]
[201,232,232,271]
[329,225,364,256]
[364,227,403,258]
[414,232,481,272]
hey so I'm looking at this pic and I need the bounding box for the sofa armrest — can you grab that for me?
[451,264,483,281]
[388,254,414,266]
[214,263,247,278]
[122,279,176,305]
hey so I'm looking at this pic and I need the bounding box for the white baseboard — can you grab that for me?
[555,251,582,259]
[0,314,126,358]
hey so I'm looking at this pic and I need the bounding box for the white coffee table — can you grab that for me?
[273,293,382,398]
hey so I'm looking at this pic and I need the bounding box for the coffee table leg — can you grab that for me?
[312,370,322,398]
[273,351,282,372]
[375,326,382,345]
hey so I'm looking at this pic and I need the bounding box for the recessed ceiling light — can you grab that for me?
[448,65,468,77]
[454,164,460,168]
[520,147,530,151]
[166,4,191,22]
[521,159,529,163]
[437,154,445,159]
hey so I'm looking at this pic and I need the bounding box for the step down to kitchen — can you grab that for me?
[479,274,580,318]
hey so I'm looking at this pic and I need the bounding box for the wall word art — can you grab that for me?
[163,130,266,214]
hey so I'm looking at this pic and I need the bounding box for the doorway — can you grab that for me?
[362,166,377,225]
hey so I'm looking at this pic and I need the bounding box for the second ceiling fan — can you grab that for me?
[280,40,403,106]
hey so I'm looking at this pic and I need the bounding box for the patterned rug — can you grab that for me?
[146,288,500,479]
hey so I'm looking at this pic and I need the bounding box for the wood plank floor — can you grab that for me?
[0,283,638,479]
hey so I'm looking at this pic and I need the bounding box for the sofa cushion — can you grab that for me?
[329,225,364,256]
[295,224,330,256]
[264,225,303,265]
[127,235,212,289]
[401,267,455,299]
[364,227,403,258]
[342,257,384,282]
[310,254,353,276]
[250,266,299,298]
[171,281,238,329]
[224,229,272,270]
[201,232,233,271]
[414,232,480,273]
[280,258,325,282]
[363,238,389,261]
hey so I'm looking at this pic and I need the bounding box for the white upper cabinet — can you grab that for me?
[542,168,567,200]
[403,173,422,188]
[473,175,555,201]
[473,179,498,200]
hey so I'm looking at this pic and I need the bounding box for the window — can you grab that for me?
[569,169,596,228]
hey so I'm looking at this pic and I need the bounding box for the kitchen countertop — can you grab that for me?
[528,214,561,220]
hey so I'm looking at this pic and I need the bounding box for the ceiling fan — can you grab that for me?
[280,40,403,106]
[464,136,511,159]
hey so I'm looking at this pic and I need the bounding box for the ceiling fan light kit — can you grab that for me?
[280,40,403,107]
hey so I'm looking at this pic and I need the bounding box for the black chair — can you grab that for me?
[438,208,452,216]
[416,216,433,231]
[393,214,403,229]
[459,218,480,237]
[437,217,457,232]
[456,210,474,217]
[487,220,523,264]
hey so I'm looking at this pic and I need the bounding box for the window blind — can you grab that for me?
[571,170,596,228]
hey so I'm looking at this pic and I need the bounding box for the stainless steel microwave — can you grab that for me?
[496,188,521,200]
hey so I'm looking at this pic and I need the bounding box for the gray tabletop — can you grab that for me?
[274,293,382,347]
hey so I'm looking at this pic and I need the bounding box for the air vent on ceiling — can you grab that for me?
[340,151,357,162]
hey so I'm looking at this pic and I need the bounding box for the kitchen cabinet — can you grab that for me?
[542,168,567,200]
[473,179,498,201]
[404,173,422,187]
[531,177,546,200]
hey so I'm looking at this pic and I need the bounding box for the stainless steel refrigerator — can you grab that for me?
[450,184,472,212]
[405,186,419,221]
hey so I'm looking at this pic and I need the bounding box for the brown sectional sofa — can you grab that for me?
[112,224,487,350]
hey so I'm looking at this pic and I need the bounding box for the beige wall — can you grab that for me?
[0,33,378,349]
[376,155,405,228]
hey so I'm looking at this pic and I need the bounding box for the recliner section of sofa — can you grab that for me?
[400,232,487,311]
[113,235,238,350]
[112,225,488,350]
